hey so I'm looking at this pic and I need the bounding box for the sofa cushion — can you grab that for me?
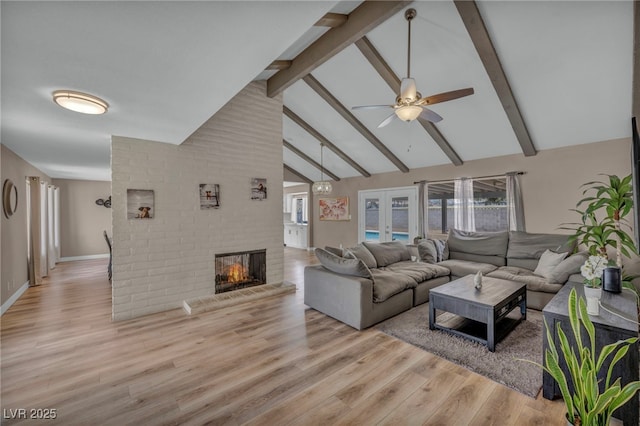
[448,251,507,267]
[324,246,344,257]
[315,248,372,279]
[369,269,415,302]
[384,260,450,283]
[533,250,568,279]
[507,231,575,260]
[345,243,377,269]
[487,266,563,293]
[363,241,411,267]
[417,239,437,263]
[437,259,498,277]
[548,252,588,284]
[447,229,509,257]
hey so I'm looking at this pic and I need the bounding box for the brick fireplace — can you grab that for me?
[215,249,267,293]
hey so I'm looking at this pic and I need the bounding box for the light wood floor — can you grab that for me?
[1,247,566,425]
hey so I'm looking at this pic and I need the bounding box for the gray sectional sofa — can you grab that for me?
[304,230,586,330]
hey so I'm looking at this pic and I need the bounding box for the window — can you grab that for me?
[427,178,507,235]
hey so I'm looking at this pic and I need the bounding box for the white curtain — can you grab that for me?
[506,172,526,231]
[47,185,58,269]
[454,178,475,232]
[27,177,44,286]
[417,181,427,240]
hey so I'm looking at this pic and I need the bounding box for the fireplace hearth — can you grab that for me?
[215,249,266,293]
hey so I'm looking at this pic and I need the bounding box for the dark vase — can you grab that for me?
[602,266,621,293]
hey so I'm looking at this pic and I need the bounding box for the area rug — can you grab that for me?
[375,304,543,398]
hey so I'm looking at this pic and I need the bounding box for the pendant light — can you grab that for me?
[312,143,332,195]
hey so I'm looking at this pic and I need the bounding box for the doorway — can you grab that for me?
[358,187,418,243]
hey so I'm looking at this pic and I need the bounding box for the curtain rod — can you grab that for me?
[413,171,525,185]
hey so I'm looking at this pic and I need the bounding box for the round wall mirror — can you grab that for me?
[3,179,18,219]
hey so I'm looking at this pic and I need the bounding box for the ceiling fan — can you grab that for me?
[353,8,474,128]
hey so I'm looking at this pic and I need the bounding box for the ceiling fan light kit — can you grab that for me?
[395,105,422,122]
[53,90,109,115]
[352,8,474,128]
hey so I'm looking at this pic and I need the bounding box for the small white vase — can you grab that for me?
[474,271,483,290]
[584,286,602,316]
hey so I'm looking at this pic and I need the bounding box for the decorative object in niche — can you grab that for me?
[3,179,18,219]
[199,184,220,209]
[319,196,349,221]
[250,178,267,200]
[95,196,111,208]
[127,189,154,219]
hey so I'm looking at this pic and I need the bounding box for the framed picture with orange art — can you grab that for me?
[319,196,349,221]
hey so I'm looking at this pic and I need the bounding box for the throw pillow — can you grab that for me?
[345,243,377,269]
[315,248,372,279]
[533,249,568,280]
[324,246,344,257]
[432,239,449,261]
[417,240,437,263]
[548,252,589,284]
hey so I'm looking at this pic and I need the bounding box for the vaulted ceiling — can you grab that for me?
[2,1,638,183]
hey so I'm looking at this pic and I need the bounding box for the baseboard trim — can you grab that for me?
[1,281,29,316]
[59,254,109,262]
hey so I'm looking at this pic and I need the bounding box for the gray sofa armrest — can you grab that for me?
[304,265,373,330]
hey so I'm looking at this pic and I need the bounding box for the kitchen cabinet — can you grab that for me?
[284,224,307,248]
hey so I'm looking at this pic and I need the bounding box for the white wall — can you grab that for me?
[110,81,284,320]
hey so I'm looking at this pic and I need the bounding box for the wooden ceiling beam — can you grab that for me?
[302,74,410,173]
[283,139,341,181]
[633,0,639,120]
[454,0,537,157]
[314,13,348,28]
[283,164,313,184]
[354,37,401,92]
[266,60,292,71]
[267,1,411,97]
[283,106,371,177]
[355,36,463,166]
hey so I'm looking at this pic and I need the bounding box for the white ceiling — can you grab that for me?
[2,1,635,183]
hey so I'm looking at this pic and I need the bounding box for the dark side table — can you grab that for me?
[542,282,639,425]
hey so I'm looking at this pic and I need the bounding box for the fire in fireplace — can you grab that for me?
[215,249,266,293]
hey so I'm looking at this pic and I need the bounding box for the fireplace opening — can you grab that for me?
[215,249,266,293]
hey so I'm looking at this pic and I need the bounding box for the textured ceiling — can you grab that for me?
[1,1,635,183]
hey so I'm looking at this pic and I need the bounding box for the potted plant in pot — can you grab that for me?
[531,288,640,425]
[561,174,638,294]
[580,255,608,315]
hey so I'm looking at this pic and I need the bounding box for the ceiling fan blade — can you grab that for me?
[423,88,474,105]
[377,112,397,128]
[419,107,443,123]
[352,105,394,110]
[400,78,417,101]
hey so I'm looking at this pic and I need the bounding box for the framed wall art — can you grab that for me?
[199,184,220,209]
[127,189,154,219]
[250,178,267,200]
[319,196,349,221]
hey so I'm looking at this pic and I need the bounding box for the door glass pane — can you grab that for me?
[364,197,380,242]
[390,196,409,242]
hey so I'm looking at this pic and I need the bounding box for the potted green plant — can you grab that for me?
[530,288,640,425]
[568,174,637,267]
[561,174,638,295]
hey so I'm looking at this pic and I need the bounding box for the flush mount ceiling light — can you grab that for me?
[52,90,109,114]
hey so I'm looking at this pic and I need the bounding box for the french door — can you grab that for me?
[358,187,418,243]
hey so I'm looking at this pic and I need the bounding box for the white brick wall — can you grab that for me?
[111,81,284,320]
